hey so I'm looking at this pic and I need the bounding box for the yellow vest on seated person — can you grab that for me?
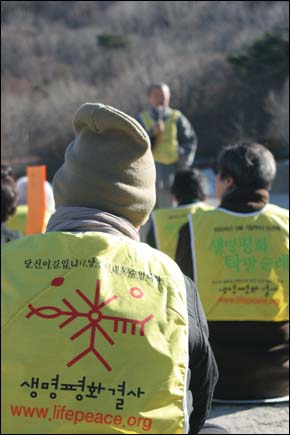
[6,205,52,235]
[1,231,189,434]
[189,204,289,321]
[153,202,212,260]
[140,110,180,165]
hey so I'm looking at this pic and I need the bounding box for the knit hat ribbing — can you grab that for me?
[52,103,156,227]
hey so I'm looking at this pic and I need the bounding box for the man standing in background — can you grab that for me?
[137,83,198,207]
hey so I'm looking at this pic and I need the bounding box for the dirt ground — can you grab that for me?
[208,402,289,434]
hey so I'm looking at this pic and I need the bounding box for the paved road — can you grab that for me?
[208,402,289,434]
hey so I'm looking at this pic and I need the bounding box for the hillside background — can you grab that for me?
[1,0,289,180]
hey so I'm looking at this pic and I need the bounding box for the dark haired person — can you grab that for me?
[1,164,22,244]
[150,167,212,259]
[2,103,228,434]
[176,142,289,402]
[171,167,206,206]
[137,83,198,207]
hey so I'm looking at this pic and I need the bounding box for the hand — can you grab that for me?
[152,120,165,136]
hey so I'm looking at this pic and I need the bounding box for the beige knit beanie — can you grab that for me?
[52,103,156,227]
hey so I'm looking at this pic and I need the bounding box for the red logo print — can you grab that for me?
[26,279,153,372]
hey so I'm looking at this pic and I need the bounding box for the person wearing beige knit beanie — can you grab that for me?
[52,103,156,230]
[2,103,225,435]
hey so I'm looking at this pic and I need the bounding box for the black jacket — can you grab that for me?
[183,274,218,433]
[1,223,21,245]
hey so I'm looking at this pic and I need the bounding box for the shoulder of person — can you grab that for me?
[1,225,22,246]
[169,108,182,119]
[267,203,289,218]
[140,240,183,272]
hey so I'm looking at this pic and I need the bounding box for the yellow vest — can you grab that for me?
[189,204,289,321]
[1,232,189,434]
[6,205,51,235]
[153,202,212,260]
[140,110,180,164]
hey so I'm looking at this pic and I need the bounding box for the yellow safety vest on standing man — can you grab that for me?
[140,110,180,165]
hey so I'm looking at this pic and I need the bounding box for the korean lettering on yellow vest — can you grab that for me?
[189,204,289,321]
[2,231,189,434]
[153,202,212,260]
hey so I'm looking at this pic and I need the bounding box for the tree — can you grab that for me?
[227,31,289,138]
[265,78,289,158]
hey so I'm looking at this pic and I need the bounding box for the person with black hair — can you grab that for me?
[148,167,212,258]
[171,167,207,206]
[1,165,22,244]
[176,142,289,402]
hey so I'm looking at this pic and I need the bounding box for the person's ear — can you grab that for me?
[225,176,235,189]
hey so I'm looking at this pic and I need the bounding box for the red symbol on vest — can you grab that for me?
[26,279,153,372]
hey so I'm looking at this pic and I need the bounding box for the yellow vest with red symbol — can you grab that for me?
[189,204,289,321]
[153,202,213,260]
[140,109,180,164]
[1,232,189,434]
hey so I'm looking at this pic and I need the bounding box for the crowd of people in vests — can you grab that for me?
[1,84,289,435]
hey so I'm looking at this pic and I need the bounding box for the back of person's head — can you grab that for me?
[1,165,18,223]
[217,142,276,190]
[171,167,206,205]
[52,103,156,228]
[15,176,28,205]
[16,176,55,214]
